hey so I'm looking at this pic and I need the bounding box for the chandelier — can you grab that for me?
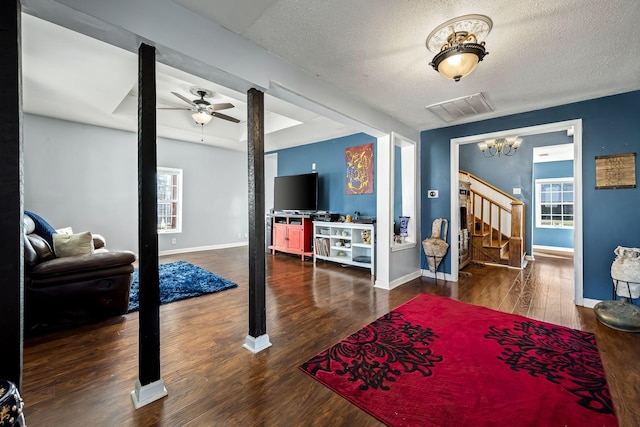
[426,14,492,82]
[478,137,522,157]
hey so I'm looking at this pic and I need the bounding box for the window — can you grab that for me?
[535,178,573,228]
[157,167,182,233]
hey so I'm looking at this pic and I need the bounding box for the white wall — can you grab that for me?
[24,114,248,252]
[23,0,422,286]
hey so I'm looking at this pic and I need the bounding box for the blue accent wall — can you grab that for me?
[533,160,574,248]
[421,90,640,301]
[459,131,573,256]
[271,133,377,217]
[534,160,573,178]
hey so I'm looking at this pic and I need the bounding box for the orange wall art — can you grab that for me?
[345,143,374,194]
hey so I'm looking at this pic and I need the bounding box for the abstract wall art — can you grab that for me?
[345,143,374,195]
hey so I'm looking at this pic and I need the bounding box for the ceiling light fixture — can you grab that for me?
[478,137,522,157]
[426,14,492,82]
[192,110,213,142]
[192,110,213,125]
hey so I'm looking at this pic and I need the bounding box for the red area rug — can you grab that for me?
[300,294,618,426]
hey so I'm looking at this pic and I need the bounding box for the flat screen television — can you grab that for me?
[273,172,318,213]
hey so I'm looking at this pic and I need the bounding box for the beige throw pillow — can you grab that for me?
[55,226,74,235]
[53,231,95,257]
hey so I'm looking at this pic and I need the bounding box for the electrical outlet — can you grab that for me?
[238,233,242,238]
[427,189,438,198]
[171,238,177,245]
[244,233,248,238]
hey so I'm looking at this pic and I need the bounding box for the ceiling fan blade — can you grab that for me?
[157,107,192,110]
[171,91,196,106]
[212,112,240,123]
[211,102,234,111]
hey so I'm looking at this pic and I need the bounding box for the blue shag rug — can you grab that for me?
[128,261,237,312]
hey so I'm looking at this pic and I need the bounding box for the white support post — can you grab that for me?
[243,334,272,354]
[131,378,168,409]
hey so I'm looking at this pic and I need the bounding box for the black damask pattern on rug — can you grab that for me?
[485,321,614,415]
[301,311,443,391]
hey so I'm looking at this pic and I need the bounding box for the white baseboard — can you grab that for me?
[373,278,390,289]
[131,378,168,409]
[374,270,422,290]
[581,298,602,308]
[243,334,272,354]
[533,245,574,253]
[421,269,456,282]
[159,242,248,256]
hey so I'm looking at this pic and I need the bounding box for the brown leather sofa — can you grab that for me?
[23,214,136,333]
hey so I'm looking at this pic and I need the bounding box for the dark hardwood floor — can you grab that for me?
[22,248,640,426]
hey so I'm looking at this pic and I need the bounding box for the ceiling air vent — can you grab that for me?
[425,92,493,122]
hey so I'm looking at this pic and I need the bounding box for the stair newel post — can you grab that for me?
[489,203,494,245]
[498,208,502,246]
[480,197,485,232]
[509,200,524,267]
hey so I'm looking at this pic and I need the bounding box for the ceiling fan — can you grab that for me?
[159,87,240,125]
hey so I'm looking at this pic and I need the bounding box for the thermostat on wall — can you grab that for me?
[428,190,439,198]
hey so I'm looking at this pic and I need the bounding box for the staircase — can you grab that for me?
[460,171,525,268]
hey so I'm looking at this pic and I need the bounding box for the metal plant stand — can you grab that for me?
[427,255,445,284]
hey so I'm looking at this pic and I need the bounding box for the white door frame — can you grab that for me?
[449,119,584,305]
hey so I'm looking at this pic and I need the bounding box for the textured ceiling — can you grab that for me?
[21,0,640,150]
[176,0,640,130]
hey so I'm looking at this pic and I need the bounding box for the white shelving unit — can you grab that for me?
[313,221,375,275]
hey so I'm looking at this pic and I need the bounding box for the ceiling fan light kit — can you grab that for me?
[192,110,213,125]
[160,86,240,127]
[427,14,492,82]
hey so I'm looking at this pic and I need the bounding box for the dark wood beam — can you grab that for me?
[246,88,268,344]
[0,0,23,389]
[137,43,161,385]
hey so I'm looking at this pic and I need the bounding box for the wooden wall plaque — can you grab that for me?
[595,152,636,189]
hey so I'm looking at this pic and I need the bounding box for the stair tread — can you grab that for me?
[483,242,509,249]
[471,232,490,237]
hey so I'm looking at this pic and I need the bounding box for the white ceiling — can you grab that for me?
[21,0,640,151]
[533,142,574,163]
[21,14,353,151]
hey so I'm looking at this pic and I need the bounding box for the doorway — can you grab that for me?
[532,143,575,254]
[449,119,584,306]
